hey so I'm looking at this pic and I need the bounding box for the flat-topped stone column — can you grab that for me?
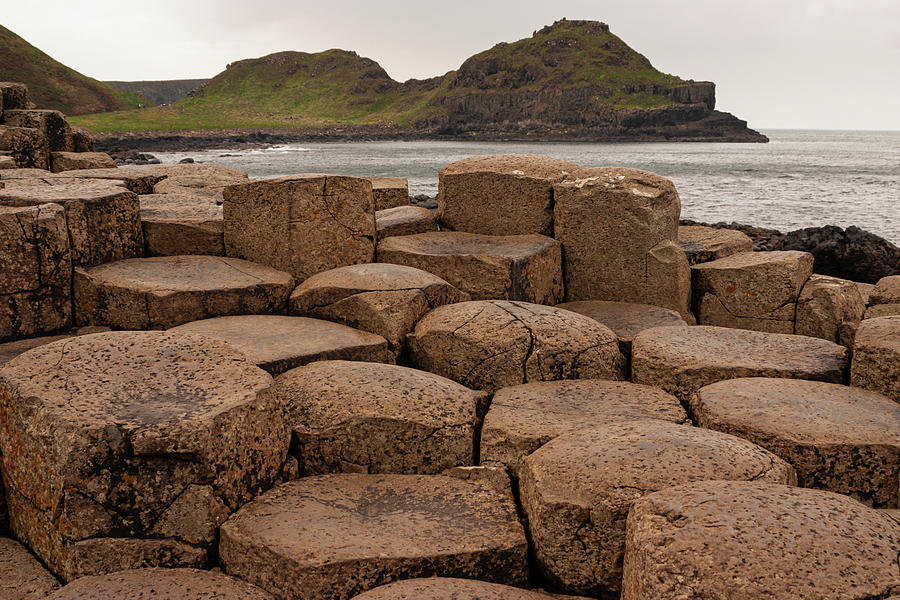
[0,126,48,169]
[350,578,590,600]
[867,275,900,319]
[47,568,275,599]
[795,274,865,344]
[677,225,753,265]
[376,205,437,238]
[3,109,71,152]
[51,167,165,194]
[364,176,409,211]
[50,152,116,173]
[140,194,224,256]
[851,315,900,402]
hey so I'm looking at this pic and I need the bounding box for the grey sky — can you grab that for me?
[4,0,899,130]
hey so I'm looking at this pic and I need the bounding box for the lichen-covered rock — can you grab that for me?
[554,168,690,317]
[364,176,409,211]
[74,255,294,330]
[410,300,625,393]
[350,578,587,600]
[290,263,469,352]
[480,380,687,478]
[47,568,275,599]
[795,274,865,343]
[521,422,795,596]
[0,126,48,169]
[219,474,529,600]
[678,225,753,265]
[0,537,60,599]
[140,193,224,256]
[224,174,375,283]
[50,152,117,173]
[631,325,848,401]
[622,481,900,599]
[377,232,563,304]
[850,316,900,402]
[3,109,71,152]
[0,331,289,581]
[170,316,394,375]
[275,360,487,474]
[691,377,900,507]
[439,154,579,236]
[376,205,437,238]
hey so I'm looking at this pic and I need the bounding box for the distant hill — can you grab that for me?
[0,24,141,115]
[104,79,209,106]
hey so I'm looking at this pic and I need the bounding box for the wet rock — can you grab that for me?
[850,316,900,402]
[50,152,116,173]
[409,300,625,393]
[677,224,753,265]
[0,537,60,599]
[376,205,438,238]
[48,567,275,599]
[777,224,900,284]
[350,578,587,600]
[140,193,224,256]
[377,232,563,304]
[364,176,409,211]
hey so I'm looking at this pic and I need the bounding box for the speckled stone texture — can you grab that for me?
[275,360,487,474]
[481,380,687,479]
[0,204,72,341]
[521,422,795,597]
[0,537,60,599]
[851,316,900,402]
[439,154,579,236]
[376,205,438,238]
[621,481,900,600]
[51,167,166,194]
[364,176,409,211]
[690,377,900,507]
[871,275,900,305]
[795,274,865,344]
[553,168,690,317]
[170,316,394,375]
[0,82,29,110]
[0,178,142,268]
[631,325,847,401]
[48,567,275,599]
[140,194,224,256]
[147,164,250,202]
[691,250,814,333]
[219,474,529,600]
[350,578,588,600]
[0,126,48,169]
[0,326,108,367]
[74,255,294,330]
[3,109,72,152]
[290,263,469,353]
[377,232,563,304]
[223,174,375,283]
[0,331,289,581]
[409,300,625,393]
[50,152,116,172]
[677,225,753,265]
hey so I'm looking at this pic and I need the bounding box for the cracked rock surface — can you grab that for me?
[850,315,900,402]
[375,205,437,238]
[677,225,753,265]
[48,567,275,599]
[170,316,394,375]
[0,537,60,599]
[622,481,900,599]
[219,473,528,600]
[377,232,563,304]
[74,255,294,330]
[520,421,795,596]
[290,263,469,352]
[350,577,589,600]
[140,194,224,256]
[0,331,288,581]
[224,174,375,284]
[631,325,847,401]
[275,360,487,474]
[409,300,625,393]
[690,377,900,507]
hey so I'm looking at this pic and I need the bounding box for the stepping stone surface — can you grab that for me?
[220,474,529,600]
[851,315,900,402]
[378,232,563,304]
[351,578,583,600]
[48,568,274,599]
[148,163,250,202]
[74,255,294,329]
[140,193,224,256]
[521,421,795,596]
[439,154,579,236]
[50,151,116,172]
[690,377,900,507]
[794,274,865,343]
[480,380,687,477]
[622,481,900,600]
[52,167,165,194]
[410,300,625,393]
[376,205,437,238]
[364,176,409,211]
[631,325,847,400]
[677,225,753,265]
[171,316,394,375]
[0,537,60,600]
[275,360,486,474]
[0,331,287,580]
[290,263,469,352]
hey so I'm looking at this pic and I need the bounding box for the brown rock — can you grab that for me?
[224,174,375,283]
[856,281,876,305]
[865,304,900,319]
[53,167,165,194]
[0,326,109,367]
[794,274,865,343]
[376,205,437,238]
[0,537,60,599]
[170,316,394,375]
[48,568,274,599]
[290,263,469,353]
[554,168,690,316]
[481,380,687,478]
[350,578,587,600]
[0,83,29,110]
[74,255,294,330]
[0,331,288,581]
[692,377,900,507]
[275,360,487,474]
[0,178,142,267]
[0,156,15,170]
[0,204,72,341]
[851,316,900,402]
[621,481,900,600]
[50,151,117,173]
[377,232,563,304]
[871,275,900,305]
[631,325,848,401]
[0,168,52,180]
[140,193,224,256]
[409,300,625,393]
[70,127,95,152]
[677,225,753,265]
[149,164,250,202]
[521,421,795,596]
[364,176,409,211]
[4,109,71,152]
[219,474,528,600]
[0,126,48,169]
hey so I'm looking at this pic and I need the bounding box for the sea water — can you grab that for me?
[148,130,900,245]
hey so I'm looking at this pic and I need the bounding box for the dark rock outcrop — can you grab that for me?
[777,226,900,284]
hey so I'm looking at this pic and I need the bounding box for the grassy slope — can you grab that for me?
[104,79,210,106]
[0,24,142,115]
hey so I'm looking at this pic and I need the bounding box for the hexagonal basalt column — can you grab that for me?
[48,568,275,600]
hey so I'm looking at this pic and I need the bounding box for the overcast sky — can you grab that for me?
[4,0,899,130]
